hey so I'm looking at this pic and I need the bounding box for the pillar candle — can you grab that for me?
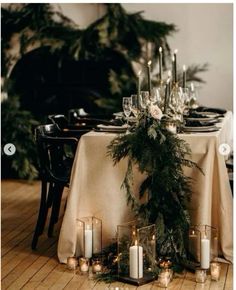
[183,65,186,88]
[147,60,152,96]
[200,236,210,269]
[85,225,93,258]
[159,47,163,82]
[129,240,143,279]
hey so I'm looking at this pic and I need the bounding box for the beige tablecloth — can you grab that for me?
[58,112,233,263]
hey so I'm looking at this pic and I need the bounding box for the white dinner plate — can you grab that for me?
[182,125,219,132]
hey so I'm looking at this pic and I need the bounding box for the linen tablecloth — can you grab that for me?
[58,112,233,263]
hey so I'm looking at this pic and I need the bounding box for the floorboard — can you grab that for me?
[1,180,233,290]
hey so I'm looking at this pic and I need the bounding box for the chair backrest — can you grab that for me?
[48,115,68,130]
[35,124,73,183]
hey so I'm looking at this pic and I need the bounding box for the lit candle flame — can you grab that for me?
[138,70,142,77]
[159,47,162,53]
[135,240,138,246]
[183,65,186,71]
[172,56,175,62]
[168,70,172,77]
[166,78,170,84]
[174,49,178,54]
[147,60,152,66]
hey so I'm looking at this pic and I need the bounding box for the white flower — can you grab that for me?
[149,104,163,120]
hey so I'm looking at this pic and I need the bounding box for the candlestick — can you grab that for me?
[67,257,78,270]
[85,225,93,258]
[210,262,221,281]
[183,65,186,88]
[200,235,210,269]
[147,60,152,96]
[159,47,163,82]
[174,49,178,83]
[129,240,143,279]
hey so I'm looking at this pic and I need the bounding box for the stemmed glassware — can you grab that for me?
[139,91,150,109]
[122,97,132,132]
[130,94,139,118]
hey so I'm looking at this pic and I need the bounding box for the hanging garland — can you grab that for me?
[108,105,202,265]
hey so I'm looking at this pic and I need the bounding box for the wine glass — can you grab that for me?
[139,91,150,109]
[130,94,139,118]
[122,97,132,130]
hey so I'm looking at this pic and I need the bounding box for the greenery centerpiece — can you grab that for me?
[108,101,201,270]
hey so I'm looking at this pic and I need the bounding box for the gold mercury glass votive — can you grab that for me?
[92,258,103,274]
[79,257,89,274]
[67,257,78,270]
[210,262,221,281]
[195,269,207,283]
[156,269,171,288]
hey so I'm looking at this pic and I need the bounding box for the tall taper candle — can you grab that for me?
[147,60,152,96]
[137,70,142,109]
[164,78,170,114]
[159,47,163,82]
[172,56,175,85]
[168,70,172,93]
[183,65,186,88]
[174,49,178,83]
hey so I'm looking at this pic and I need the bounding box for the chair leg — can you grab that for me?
[48,184,64,237]
[31,181,48,250]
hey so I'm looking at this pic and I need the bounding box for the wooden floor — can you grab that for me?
[1,180,233,290]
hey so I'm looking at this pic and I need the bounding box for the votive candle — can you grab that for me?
[210,262,221,281]
[79,257,89,274]
[195,269,207,283]
[67,257,78,270]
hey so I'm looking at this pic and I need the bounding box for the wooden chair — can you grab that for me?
[31,124,78,249]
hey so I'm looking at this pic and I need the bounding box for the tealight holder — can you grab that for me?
[117,220,156,286]
[67,256,78,270]
[79,257,89,274]
[92,258,103,274]
[195,268,207,283]
[155,269,171,288]
[188,225,218,270]
[76,216,102,259]
[210,262,221,281]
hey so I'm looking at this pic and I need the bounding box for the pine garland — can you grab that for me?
[108,112,201,264]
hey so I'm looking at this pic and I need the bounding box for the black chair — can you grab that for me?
[31,124,79,249]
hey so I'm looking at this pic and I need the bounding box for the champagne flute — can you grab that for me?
[122,97,132,131]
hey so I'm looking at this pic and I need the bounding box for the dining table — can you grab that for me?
[57,111,233,264]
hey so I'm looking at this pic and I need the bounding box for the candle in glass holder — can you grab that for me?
[210,262,221,281]
[85,224,93,258]
[67,257,78,270]
[157,269,171,287]
[201,234,210,269]
[92,258,103,273]
[195,269,207,283]
[129,240,143,279]
[79,257,89,274]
